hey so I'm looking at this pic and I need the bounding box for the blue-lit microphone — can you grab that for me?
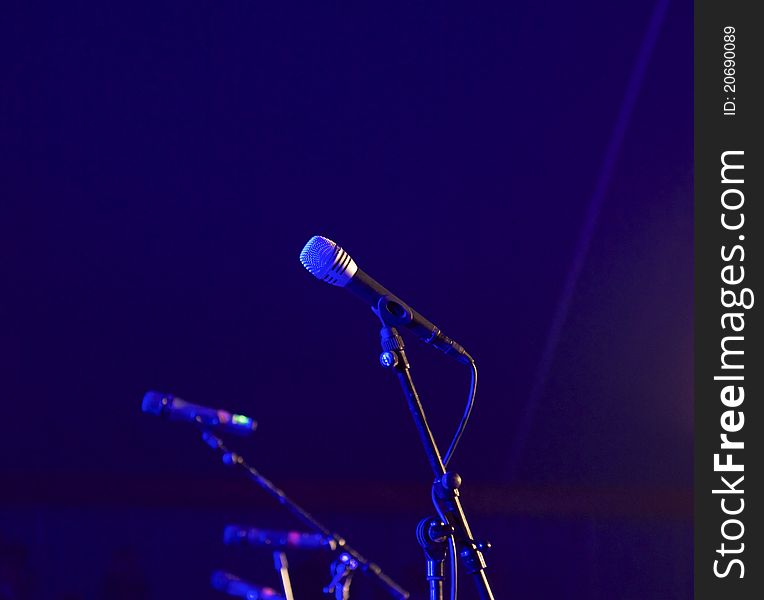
[210,571,284,600]
[142,391,257,436]
[224,525,337,551]
[299,236,472,364]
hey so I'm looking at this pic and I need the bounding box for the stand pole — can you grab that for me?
[378,324,495,600]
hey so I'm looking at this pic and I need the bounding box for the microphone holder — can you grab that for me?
[201,431,409,600]
[376,311,495,600]
[416,517,453,600]
[324,553,359,600]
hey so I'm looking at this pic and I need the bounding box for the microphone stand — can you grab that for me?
[201,431,410,600]
[376,315,495,600]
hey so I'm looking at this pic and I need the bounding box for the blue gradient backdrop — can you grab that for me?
[1,1,692,598]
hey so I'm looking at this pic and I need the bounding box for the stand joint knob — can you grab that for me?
[440,471,462,490]
[380,351,398,368]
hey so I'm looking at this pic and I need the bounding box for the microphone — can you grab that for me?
[224,525,337,551]
[299,236,472,364]
[210,571,284,600]
[142,391,257,436]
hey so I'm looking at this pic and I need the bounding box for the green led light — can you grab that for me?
[232,414,251,425]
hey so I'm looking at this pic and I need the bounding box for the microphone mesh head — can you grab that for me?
[299,236,357,287]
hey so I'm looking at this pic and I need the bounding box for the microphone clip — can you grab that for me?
[323,553,359,600]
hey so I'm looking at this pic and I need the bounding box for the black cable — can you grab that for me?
[443,358,478,467]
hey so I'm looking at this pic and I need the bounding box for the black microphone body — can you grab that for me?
[210,571,284,600]
[224,525,336,551]
[142,391,257,436]
[299,236,472,364]
[352,269,471,362]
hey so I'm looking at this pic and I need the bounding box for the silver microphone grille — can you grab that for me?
[299,236,358,287]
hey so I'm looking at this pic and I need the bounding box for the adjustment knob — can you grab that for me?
[441,471,462,490]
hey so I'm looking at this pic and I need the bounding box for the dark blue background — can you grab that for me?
[1,1,692,598]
